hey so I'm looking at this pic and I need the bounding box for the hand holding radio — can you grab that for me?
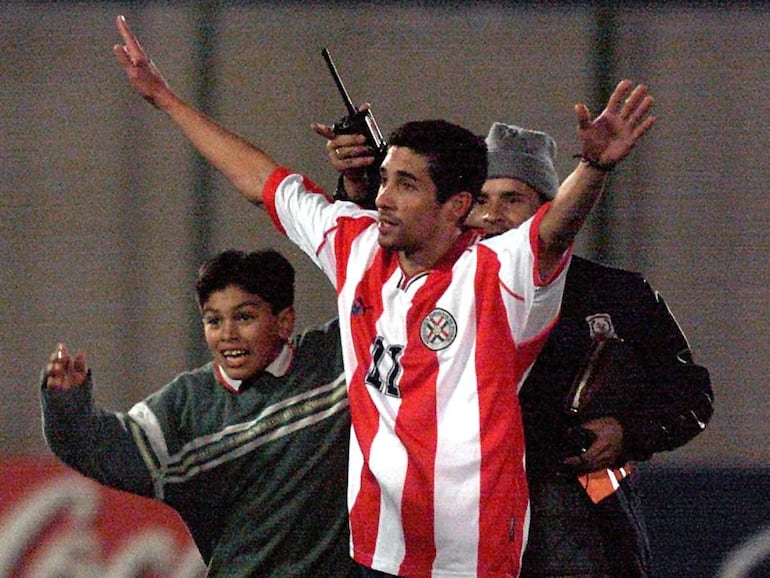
[319,49,386,207]
[321,49,386,157]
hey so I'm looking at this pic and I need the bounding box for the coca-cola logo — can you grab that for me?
[0,458,205,578]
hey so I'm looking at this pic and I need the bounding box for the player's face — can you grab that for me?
[466,178,544,237]
[376,146,465,264]
[201,285,294,381]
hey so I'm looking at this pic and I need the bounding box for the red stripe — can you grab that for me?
[262,167,293,235]
[334,216,376,295]
[394,272,451,573]
[348,248,395,562]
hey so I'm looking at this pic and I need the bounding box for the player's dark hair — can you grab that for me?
[388,120,487,204]
[196,249,295,313]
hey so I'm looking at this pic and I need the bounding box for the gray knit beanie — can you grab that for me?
[485,122,559,200]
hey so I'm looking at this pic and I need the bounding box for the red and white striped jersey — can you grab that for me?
[263,169,569,578]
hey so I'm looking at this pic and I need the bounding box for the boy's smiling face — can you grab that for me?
[201,285,294,381]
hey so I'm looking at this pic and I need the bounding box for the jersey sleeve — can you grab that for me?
[482,203,571,346]
[262,167,377,290]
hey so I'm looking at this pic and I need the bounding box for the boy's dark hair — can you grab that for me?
[387,120,487,204]
[196,249,295,314]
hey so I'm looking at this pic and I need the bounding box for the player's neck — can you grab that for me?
[397,226,464,278]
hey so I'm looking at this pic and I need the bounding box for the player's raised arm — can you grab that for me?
[113,15,278,206]
[537,80,656,275]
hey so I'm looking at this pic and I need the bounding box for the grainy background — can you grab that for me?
[0,2,768,574]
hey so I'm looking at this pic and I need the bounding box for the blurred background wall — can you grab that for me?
[0,1,768,576]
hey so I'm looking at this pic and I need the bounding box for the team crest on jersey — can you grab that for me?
[586,313,617,340]
[420,308,457,351]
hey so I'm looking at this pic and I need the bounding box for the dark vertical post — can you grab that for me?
[584,1,619,263]
[186,1,220,367]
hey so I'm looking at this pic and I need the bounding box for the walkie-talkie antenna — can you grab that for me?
[322,48,357,116]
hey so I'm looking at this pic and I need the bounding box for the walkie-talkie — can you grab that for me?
[321,48,386,158]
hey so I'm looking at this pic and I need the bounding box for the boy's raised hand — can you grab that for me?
[45,343,88,391]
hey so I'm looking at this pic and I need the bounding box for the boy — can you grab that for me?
[41,249,354,578]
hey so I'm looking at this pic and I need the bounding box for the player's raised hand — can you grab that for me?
[45,343,88,391]
[574,80,656,170]
[113,15,176,109]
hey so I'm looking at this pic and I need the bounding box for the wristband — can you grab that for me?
[333,175,351,202]
[572,153,614,173]
[332,173,379,210]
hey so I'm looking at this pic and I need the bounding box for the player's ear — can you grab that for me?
[449,191,473,222]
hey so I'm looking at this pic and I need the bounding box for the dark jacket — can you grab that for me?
[519,256,713,577]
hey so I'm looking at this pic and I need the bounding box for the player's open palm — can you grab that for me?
[575,80,656,169]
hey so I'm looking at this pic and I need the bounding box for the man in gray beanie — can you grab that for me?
[463,122,712,578]
[485,122,559,200]
[321,118,712,578]
[470,123,560,237]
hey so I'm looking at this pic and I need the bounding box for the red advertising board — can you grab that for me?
[0,456,204,578]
